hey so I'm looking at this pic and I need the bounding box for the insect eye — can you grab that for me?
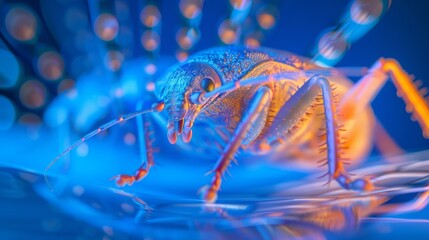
[201,78,215,92]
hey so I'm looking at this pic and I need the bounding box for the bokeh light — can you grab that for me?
[0,49,21,88]
[179,0,203,20]
[230,0,251,11]
[18,113,42,140]
[140,5,161,28]
[72,185,85,197]
[104,50,124,72]
[350,0,383,24]
[245,36,260,48]
[37,51,64,81]
[141,30,160,51]
[144,63,157,75]
[146,81,155,92]
[176,27,200,50]
[94,13,119,41]
[317,31,348,60]
[57,79,75,94]
[257,6,277,30]
[218,19,239,44]
[5,5,38,42]
[0,95,16,130]
[0,1,429,239]
[175,49,189,62]
[123,133,136,145]
[76,142,88,157]
[18,113,41,126]
[19,79,47,109]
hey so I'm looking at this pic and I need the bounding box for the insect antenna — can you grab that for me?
[44,102,164,191]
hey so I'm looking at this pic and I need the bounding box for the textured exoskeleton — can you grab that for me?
[47,46,429,203]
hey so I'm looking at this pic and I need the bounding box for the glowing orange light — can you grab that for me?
[19,80,47,109]
[218,19,239,44]
[176,27,199,50]
[5,6,37,42]
[141,30,160,51]
[179,0,202,19]
[176,50,189,62]
[257,13,275,30]
[37,51,64,81]
[104,50,124,71]
[94,14,119,41]
[230,0,250,10]
[140,5,161,27]
[245,37,260,48]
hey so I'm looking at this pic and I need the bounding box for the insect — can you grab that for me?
[46,46,429,203]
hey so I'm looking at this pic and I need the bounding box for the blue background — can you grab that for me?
[0,0,429,239]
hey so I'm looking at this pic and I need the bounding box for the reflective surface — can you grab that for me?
[1,0,429,239]
[2,129,429,239]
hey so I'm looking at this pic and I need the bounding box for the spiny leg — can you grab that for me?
[201,86,273,203]
[264,75,372,190]
[313,76,372,190]
[113,101,157,186]
[338,58,429,138]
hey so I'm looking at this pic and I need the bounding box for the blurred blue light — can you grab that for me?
[230,0,251,24]
[43,98,68,127]
[0,95,16,130]
[0,1,428,239]
[0,49,21,88]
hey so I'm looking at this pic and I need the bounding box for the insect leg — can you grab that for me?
[112,101,156,186]
[264,75,372,190]
[338,58,429,138]
[45,102,164,179]
[201,86,273,203]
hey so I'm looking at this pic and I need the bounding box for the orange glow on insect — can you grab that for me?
[47,46,429,205]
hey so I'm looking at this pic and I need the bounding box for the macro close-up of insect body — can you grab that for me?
[3,0,429,238]
[47,46,429,203]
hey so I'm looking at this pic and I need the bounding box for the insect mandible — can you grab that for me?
[46,46,429,203]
